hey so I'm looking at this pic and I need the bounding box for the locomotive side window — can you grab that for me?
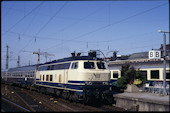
[46,75,49,81]
[97,62,106,69]
[40,75,41,80]
[151,70,159,79]
[84,62,95,69]
[63,63,71,69]
[43,66,48,70]
[50,75,53,81]
[39,66,48,71]
[71,62,78,69]
[43,75,45,81]
[56,64,63,70]
[47,65,54,70]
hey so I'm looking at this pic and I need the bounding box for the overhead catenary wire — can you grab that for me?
[1,2,168,69]
[35,1,68,36]
[2,2,44,36]
[47,2,110,37]
[44,2,168,51]
[16,1,68,56]
[22,2,43,35]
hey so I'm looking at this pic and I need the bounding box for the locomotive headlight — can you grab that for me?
[85,81,93,85]
[102,81,109,85]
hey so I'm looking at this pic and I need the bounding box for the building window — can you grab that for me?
[151,70,159,79]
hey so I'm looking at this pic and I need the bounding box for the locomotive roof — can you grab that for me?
[7,56,103,71]
[44,56,103,65]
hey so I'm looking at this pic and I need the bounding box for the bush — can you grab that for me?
[116,63,146,90]
[117,76,127,89]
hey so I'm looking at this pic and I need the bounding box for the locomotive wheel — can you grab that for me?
[56,90,62,97]
[83,93,90,104]
[62,92,69,100]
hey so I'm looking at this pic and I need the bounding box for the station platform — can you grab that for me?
[112,92,169,111]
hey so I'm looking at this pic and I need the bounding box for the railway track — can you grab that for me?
[1,84,126,112]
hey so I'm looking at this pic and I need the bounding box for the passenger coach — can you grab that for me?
[108,60,170,89]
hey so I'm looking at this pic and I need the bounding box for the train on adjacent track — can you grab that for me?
[109,60,170,91]
[1,51,112,104]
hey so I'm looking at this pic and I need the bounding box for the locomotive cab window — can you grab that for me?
[46,75,49,81]
[71,62,78,69]
[84,62,95,69]
[97,62,106,69]
[43,75,45,81]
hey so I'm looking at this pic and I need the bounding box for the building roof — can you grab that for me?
[108,60,170,70]
[128,52,148,60]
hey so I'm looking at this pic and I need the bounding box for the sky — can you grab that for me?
[1,0,169,70]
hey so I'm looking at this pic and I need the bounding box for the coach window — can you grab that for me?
[71,62,78,69]
[151,70,159,79]
[50,75,53,81]
[139,71,147,81]
[166,70,170,79]
[113,71,119,78]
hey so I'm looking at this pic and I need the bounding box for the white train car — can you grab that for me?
[35,56,111,103]
[108,60,170,88]
[1,65,37,86]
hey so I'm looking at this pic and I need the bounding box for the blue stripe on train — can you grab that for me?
[109,79,169,86]
[35,81,84,91]
[110,79,117,84]
[68,81,85,83]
